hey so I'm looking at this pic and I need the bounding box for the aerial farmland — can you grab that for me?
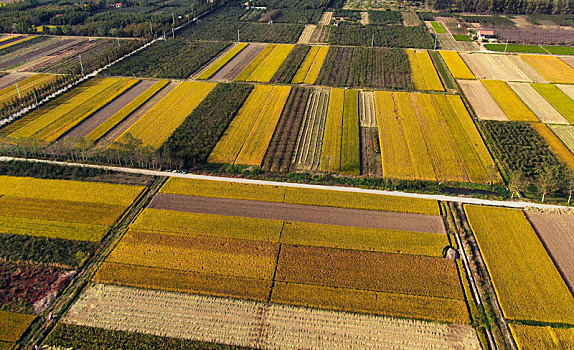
[1,0,574,349]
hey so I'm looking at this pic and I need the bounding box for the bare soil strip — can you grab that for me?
[458,80,508,120]
[318,11,333,25]
[16,39,91,72]
[291,88,329,171]
[96,81,178,147]
[359,91,377,127]
[297,25,316,44]
[508,82,568,124]
[526,211,574,293]
[148,193,446,234]
[211,44,266,81]
[62,80,156,140]
[361,127,382,178]
[0,72,27,90]
[190,43,239,79]
[0,38,82,70]
[64,283,481,350]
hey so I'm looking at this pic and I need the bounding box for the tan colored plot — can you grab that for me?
[480,54,532,82]
[521,55,574,84]
[457,79,507,120]
[526,211,574,292]
[94,262,271,301]
[507,55,547,83]
[276,244,464,300]
[557,83,574,101]
[234,86,291,166]
[481,80,539,122]
[359,91,377,127]
[297,25,315,44]
[460,53,493,79]
[550,125,574,152]
[107,230,280,280]
[208,85,274,164]
[508,82,568,124]
[271,282,471,325]
[562,56,574,69]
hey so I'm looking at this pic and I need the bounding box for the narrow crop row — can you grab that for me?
[407,49,444,91]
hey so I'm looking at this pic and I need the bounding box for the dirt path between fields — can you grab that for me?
[62,80,156,140]
[149,193,446,234]
[211,44,265,81]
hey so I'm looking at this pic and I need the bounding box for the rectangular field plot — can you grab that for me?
[3,78,138,142]
[292,46,329,84]
[457,80,507,120]
[521,55,574,84]
[196,43,249,80]
[209,43,266,81]
[61,284,481,350]
[481,80,539,122]
[113,81,216,149]
[531,123,574,171]
[510,324,574,350]
[508,82,569,124]
[532,83,574,124]
[241,44,295,83]
[208,85,291,166]
[374,91,499,183]
[407,49,444,91]
[465,205,574,325]
[0,310,35,345]
[460,53,546,82]
[0,73,57,106]
[439,51,475,80]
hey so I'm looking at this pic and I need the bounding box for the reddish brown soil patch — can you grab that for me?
[211,44,265,81]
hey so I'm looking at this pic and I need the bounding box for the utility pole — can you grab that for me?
[237,29,240,42]
[504,39,508,53]
[149,21,153,37]
[434,35,438,50]
[117,37,121,49]
[15,81,21,99]
[172,12,176,26]
[172,27,175,39]
[33,90,38,106]
[79,55,84,75]
[371,34,374,47]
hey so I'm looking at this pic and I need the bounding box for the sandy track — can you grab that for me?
[96,81,178,147]
[62,80,156,140]
[526,211,574,292]
[211,44,266,81]
[318,11,333,25]
[292,88,329,171]
[65,283,480,350]
[508,82,568,124]
[359,91,377,127]
[360,127,382,178]
[149,193,445,234]
[458,80,507,121]
[0,72,27,90]
[297,25,315,44]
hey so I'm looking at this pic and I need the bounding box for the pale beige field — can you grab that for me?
[457,80,507,120]
[508,82,568,124]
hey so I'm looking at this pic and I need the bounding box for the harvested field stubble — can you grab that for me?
[465,205,574,324]
[550,125,574,153]
[340,89,361,176]
[508,82,568,124]
[457,80,507,121]
[359,91,377,127]
[63,283,480,349]
[531,83,574,124]
[211,44,266,81]
[481,80,539,122]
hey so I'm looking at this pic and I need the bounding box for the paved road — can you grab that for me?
[150,193,446,233]
[1,156,570,210]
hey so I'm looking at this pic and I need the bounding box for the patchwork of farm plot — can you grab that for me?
[51,177,484,349]
[0,175,146,348]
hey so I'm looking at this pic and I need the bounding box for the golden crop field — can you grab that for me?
[245,44,294,83]
[209,85,290,166]
[0,176,26,195]
[509,324,574,350]
[0,196,125,226]
[531,83,574,124]
[234,44,274,81]
[94,262,272,301]
[319,88,344,173]
[0,73,58,106]
[209,85,274,164]
[531,122,574,171]
[116,81,216,149]
[85,80,169,142]
[0,35,35,50]
[284,186,441,215]
[521,55,574,84]
[465,205,574,324]
[131,208,283,242]
[375,91,499,184]
[107,230,280,280]
[439,51,475,79]
[161,177,286,203]
[0,310,35,343]
[292,46,329,84]
[8,78,138,142]
[197,43,248,80]
[271,282,470,324]
[407,49,444,91]
[281,221,449,257]
[234,86,291,165]
[0,215,109,241]
[341,89,360,175]
[481,80,539,122]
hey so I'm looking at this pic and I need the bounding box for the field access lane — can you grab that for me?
[149,193,446,234]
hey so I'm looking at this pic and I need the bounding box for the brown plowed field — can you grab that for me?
[148,193,446,234]
[275,244,464,300]
[526,211,574,292]
[62,80,156,140]
[16,39,92,72]
[361,127,382,177]
[0,38,83,71]
[458,80,507,120]
[96,81,178,147]
[211,44,266,81]
[263,87,310,173]
[291,88,329,171]
[0,73,27,90]
[309,25,330,44]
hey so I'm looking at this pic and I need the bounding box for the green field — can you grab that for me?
[484,43,546,53]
